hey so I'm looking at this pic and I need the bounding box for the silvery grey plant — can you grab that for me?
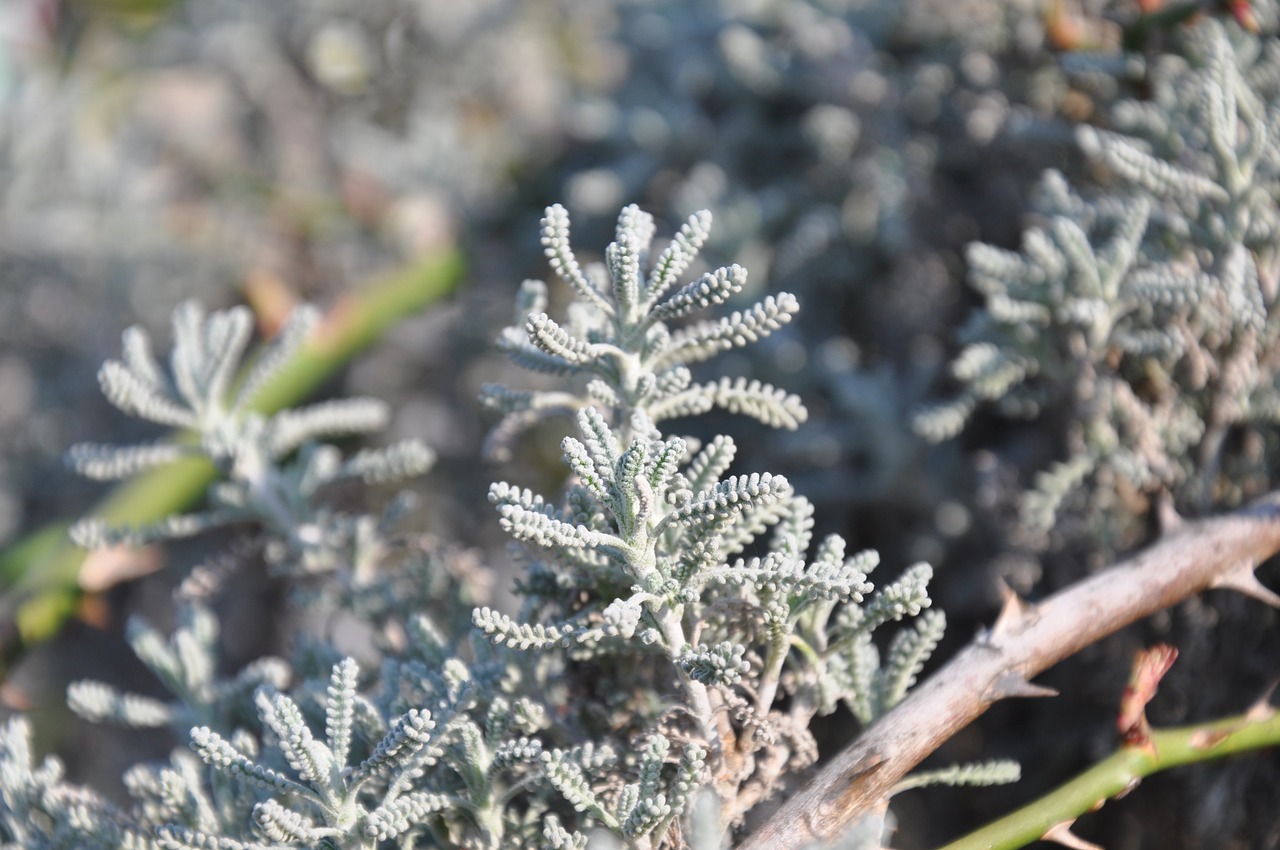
[0,204,1012,850]
[915,18,1280,544]
[67,301,436,578]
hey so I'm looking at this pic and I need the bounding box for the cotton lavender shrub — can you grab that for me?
[914,17,1280,549]
[0,205,1013,850]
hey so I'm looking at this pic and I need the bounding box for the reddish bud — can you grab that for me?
[1117,643,1178,748]
[1229,0,1260,33]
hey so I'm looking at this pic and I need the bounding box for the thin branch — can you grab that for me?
[935,702,1280,850]
[740,491,1280,850]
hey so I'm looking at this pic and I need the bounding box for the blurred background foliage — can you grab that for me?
[2,0,1279,847]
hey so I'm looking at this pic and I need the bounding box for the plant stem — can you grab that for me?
[935,706,1280,850]
[0,248,464,674]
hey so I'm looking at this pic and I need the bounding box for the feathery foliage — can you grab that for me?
[1,205,965,850]
[70,301,435,577]
[470,204,957,844]
[916,19,1280,543]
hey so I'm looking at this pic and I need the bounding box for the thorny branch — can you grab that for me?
[741,491,1280,850]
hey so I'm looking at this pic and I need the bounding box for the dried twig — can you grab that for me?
[741,492,1280,850]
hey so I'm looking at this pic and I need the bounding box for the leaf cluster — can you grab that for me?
[70,302,435,577]
[916,19,1280,540]
[0,207,994,850]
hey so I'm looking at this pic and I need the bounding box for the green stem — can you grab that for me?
[935,707,1280,850]
[789,633,821,667]
[0,248,464,670]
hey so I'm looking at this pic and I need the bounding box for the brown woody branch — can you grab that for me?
[740,492,1280,850]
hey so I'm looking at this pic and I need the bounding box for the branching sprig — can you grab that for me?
[67,600,289,734]
[485,204,804,459]
[184,658,455,848]
[68,301,435,578]
[0,717,155,850]
[480,204,943,843]
[917,19,1280,539]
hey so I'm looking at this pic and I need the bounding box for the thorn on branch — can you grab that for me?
[986,580,1039,645]
[1042,820,1105,850]
[1155,491,1182,534]
[1188,726,1234,751]
[1188,684,1277,750]
[1245,684,1278,723]
[990,672,1059,700]
[1209,560,1280,608]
